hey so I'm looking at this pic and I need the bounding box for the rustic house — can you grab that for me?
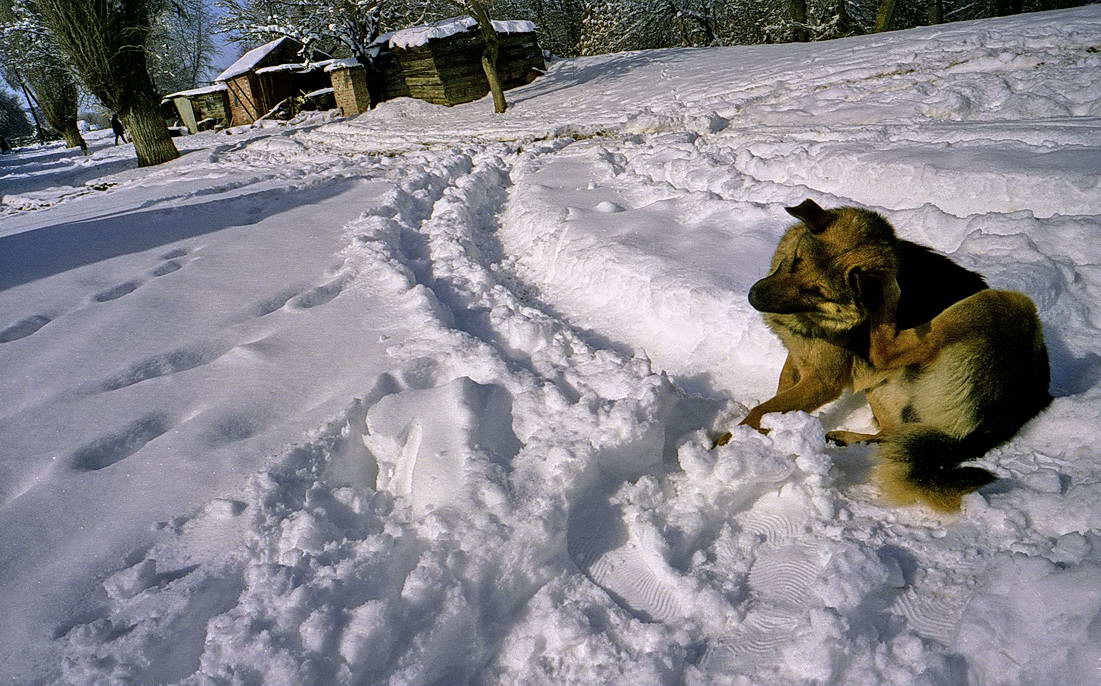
[379,17,545,106]
[213,37,333,126]
[327,16,544,117]
[163,84,230,133]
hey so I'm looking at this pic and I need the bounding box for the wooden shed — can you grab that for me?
[214,37,332,126]
[163,84,230,133]
[370,17,545,107]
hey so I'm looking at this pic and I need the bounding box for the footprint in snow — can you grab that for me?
[701,489,830,673]
[254,274,351,316]
[91,249,193,303]
[92,280,142,302]
[151,260,183,277]
[3,252,193,343]
[99,346,226,392]
[288,275,348,310]
[567,496,689,623]
[69,413,172,471]
[0,314,52,343]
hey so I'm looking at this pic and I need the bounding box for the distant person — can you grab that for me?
[111,113,126,145]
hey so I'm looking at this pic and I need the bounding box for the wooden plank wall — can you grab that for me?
[386,31,544,107]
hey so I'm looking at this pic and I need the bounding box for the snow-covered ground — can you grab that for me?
[2,7,1100,685]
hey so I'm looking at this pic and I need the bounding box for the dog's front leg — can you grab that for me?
[713,374,845,447]
[776,353,801,393]
[742,375,846,430]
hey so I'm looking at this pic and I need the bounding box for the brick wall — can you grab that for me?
[330,66,371,117]
[226,75,262,125]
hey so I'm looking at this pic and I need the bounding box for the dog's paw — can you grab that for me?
[826,430,880,446]
[825,431,850,446]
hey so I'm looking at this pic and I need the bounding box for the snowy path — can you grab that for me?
[2,7,1101,685]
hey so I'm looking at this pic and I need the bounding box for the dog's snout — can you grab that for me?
[748,280,768,311]
[748,275,806,314]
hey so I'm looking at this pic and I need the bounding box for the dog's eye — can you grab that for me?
[800,286,826,299]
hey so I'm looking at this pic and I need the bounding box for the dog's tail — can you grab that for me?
[873,425,997,512]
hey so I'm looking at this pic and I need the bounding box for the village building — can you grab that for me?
[166,18,545,128]
[328,17,544,117]
[213,37,333,126]
[162,84,230,134]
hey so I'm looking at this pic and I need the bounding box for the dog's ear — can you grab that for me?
[785,199,834,234]
[846,266,886,311]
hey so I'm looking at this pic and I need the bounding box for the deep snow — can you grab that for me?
[2,7,1101,685]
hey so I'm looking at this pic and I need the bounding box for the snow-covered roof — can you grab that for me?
[304,87,335,98]
[255,58,343,75]
[384,16,537,50]
[324,58,362,73]
[162,84,227,102]
[254,63,304,75]
[215,37,297,82]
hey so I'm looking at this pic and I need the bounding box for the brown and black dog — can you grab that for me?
[716,199,1050,511]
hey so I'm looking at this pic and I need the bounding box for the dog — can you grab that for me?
[715,199,1051,512]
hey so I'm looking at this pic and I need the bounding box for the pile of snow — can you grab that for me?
[2,7,1100,685]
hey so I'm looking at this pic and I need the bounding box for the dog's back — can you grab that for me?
[893,240,987,329]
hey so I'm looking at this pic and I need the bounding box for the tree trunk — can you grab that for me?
[34,0,180,166]
[123,99,178,167]
[30,81,87,151]
[875,0,898,32]
[481,46,507,114]
[471,7,507,114]
[789,0,809,42]
[58,119,86,152]
[835,0,853,36]
[927,0,943,24]
[18,82,48,143]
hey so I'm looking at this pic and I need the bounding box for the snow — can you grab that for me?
[254,63,307,75]
[2,6,1101,685]
[324,57,361,72]
[163,84,228,100]
[304,87,335,99]
[214,36,295,82]
[387,16,538,49]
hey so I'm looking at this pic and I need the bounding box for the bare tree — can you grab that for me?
[31,0,179,166]
[147,0,218,94]
[0,0,87,150]
[447,0,508,113]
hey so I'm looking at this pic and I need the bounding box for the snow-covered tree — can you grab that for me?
[496,0,584,56]
[217,0,441,64]
[0,0,86,149]
[147,0,218,94]
[0,88,33,149]
[31,0,179,166]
